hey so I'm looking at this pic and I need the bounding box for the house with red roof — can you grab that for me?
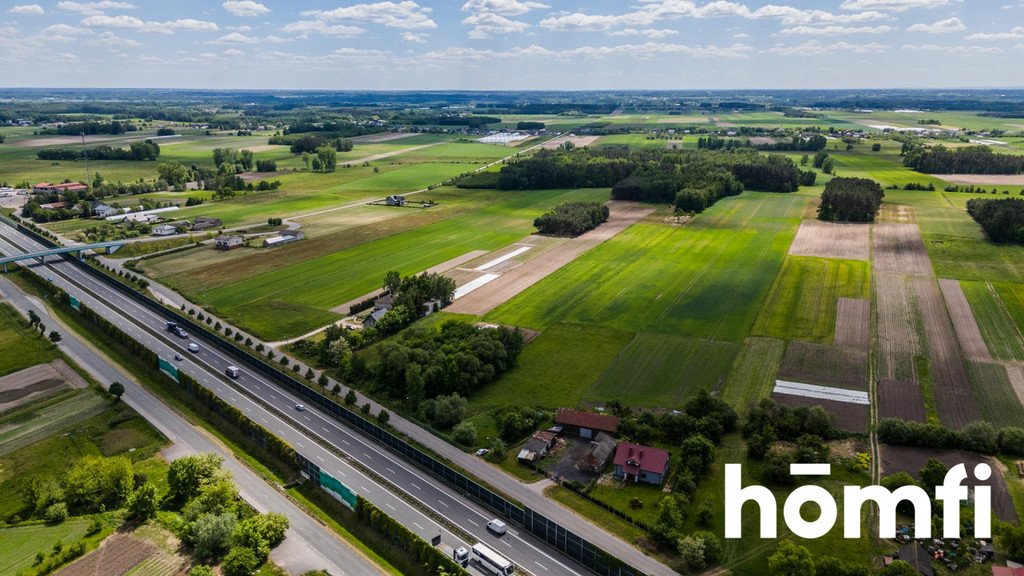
[554,408,619,439]
[613,443,670,486]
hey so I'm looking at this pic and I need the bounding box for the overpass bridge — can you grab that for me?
[0,240,123,272]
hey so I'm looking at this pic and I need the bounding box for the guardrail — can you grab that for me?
[2,215,646,576]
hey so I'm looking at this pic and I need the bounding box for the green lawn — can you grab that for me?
[0,303,59,377]
[751,256,870,344]
[0,519,93,575]
[967,361,1024,428]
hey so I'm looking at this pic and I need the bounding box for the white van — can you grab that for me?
[187,342,199,353]
[225,365,240,379]
[486,519,507,536]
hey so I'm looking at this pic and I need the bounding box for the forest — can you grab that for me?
[697,134,827,152]
[497,147,802,209]
[533,201,609,236]
[967,198,1024,244]
[817,177,885,223]
[903,145,1024,174]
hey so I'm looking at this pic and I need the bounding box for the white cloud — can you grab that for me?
[781,24,894,35]
[733,32,749,38]
[839,0,959,11]
[462,12,529,38]
[223,1,270,17]
[224,48,244,56]
[89,30,139,45]
[402,31,427,42]
[57,1,134,16]
[81,15,219,33]
[461,0,548,16]
[301,1,436,29]
[901,42,1002,53]
[609,28,679,38]
[282,20,365,36]
[419,42,754,62]
[766,40,890,54]
[9,4,44,15]
[906,17,965,33]
[539,12,656,32]
[57,52,78,62]
[226,25,252,32]
[748,5,890,25]
[205,31,260,44]
[966,26,1024,40]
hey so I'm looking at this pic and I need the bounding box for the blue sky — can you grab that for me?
[1,0,1022,89]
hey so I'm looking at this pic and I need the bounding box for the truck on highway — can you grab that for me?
[165,321,188,339]
[472,543,514,575]
[225,365,240,379]
[436,543,469,568]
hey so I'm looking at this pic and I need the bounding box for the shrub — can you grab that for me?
[43,502,68,524]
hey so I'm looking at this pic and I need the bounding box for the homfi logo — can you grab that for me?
[724,462,992,539]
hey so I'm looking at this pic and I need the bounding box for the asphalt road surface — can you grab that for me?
[0,222,593,576]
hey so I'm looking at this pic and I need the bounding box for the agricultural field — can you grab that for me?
[0,302,58,376]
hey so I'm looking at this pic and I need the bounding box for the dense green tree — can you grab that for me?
[167,454,224,505]
[222,547,260,576]
[127,482,158,521]
[768,541,815,576]
[191,513,237,560]
[109,381,125,400]
[817,177,884,222]
[879,560,918,576]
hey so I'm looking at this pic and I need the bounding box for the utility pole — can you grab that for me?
[81,133,91,190]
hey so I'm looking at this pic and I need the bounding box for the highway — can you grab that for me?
[0,221,592,576]
[0,276,381,576]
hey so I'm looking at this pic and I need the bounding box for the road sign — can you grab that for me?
[319,470,358,510]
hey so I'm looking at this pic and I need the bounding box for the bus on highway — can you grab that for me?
[471,543,514,575]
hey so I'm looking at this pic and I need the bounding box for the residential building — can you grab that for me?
[386,195,406,207]
[554,408,620,439]
[613,443,670,486]
[152,224,177,236]
[90,202,120,218]
[363,307,389,328]
[215,235,244,250]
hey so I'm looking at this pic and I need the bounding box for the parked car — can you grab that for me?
[475,448,489,457]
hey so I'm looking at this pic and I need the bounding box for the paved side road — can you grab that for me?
[0,277,385,576]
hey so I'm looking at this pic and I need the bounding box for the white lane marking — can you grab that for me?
[438,500,449,508]
[385,503,396,511]
[386,467,396,475]
[413,522,424,531]
[535,562,549,571]
[410,483,422,491]
[467,519,479,527]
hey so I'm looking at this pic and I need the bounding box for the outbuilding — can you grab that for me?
[152,224,177,236]
[554,408,620,439]
[215,235,244,250]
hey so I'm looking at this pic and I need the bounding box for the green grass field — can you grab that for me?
[487,191,804,342]
[752,256,871,344]
[0,519,93,575]
[961,281,1024,361]
[719,337,787,413]
[0,303,58,376]
[588,334,737,407]
[967,361,1024,428]
[177,187,610,339]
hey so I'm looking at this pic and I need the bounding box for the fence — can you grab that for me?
[3,216,646,576]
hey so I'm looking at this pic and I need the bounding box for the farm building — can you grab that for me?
[386,195,406,207]
[215,235,244,251]
[122,213,159,224]
[363,308,389,328]
[106,206,179,223]
[373,294,394,312]
[262,229,305,248]
[192,216,222,231]
[152,224,177,236]
[554,408,620,439]
[38,201,68,210]
[517,431,557,463]
[34,182,87,194]
[577,432,616,474]
[613,443,670,486]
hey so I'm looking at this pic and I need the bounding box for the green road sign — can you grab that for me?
[69,296,80,310]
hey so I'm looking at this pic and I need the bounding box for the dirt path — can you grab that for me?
[342,142,444,165]
[445,202,654,315]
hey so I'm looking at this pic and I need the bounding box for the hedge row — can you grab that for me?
[355,497,466,576]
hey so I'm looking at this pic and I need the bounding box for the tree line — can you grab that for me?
[533,201,609,236]
[37,120,137,136]
[904,145,1024,174]
[496,147,803,213]
[37,140,161,161]
[697,134,827,152]
[817,177,885,223]
[878,417,1024,456]
[967,198,1024,244]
